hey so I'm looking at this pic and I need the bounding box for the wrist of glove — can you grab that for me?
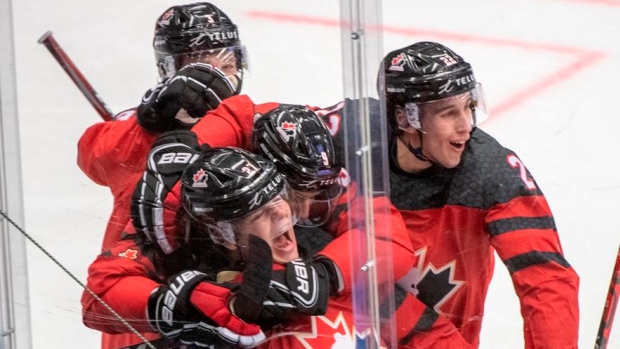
[270,258,340,316]
[137,63,236,133]
[147,270,265,348]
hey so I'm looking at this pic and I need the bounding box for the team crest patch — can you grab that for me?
[118,248,138,260]
[158,9,175,25]
[277,121,298,142]
[192,168,209,188]
[389,53,406,72]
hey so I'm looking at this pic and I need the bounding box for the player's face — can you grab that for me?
[180,49,238,76]
[285,186,342,227]
[179,48,241,88]
[418,92,474,168]
[232,196,298,264]
[287,190,319,220]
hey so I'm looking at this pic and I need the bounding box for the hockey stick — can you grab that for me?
[595,243,620,349]
[38,31,114,121]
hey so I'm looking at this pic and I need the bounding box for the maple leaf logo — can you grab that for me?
[192,168,208,188]
[397,248,464,311]
[281,121,297,131]
[118,248,138,260]
[277,121,297,142]
[292,312,387,349]
[415,267,461,308]
[389,53,406,72]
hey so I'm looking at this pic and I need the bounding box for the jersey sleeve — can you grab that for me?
[81,234,160,334]
[77,113,157,190]
[484,149,579,349]
[191,94,280,150]
[317,195,415,294]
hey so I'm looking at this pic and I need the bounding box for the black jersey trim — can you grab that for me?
[488,216,555,237]
[380,284,408,318]
[399,307,439,345]
[504,251,571,273]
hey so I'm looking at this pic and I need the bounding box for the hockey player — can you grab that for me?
[77,4,245,349]
[372,41,580,348]
[77,2,244,252]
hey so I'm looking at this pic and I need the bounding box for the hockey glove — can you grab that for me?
[147,270,265,348]
[137,63,236,133]
[269,257,340,315]
[215,236,305,328]
[239,236,303,327]
[131,130,206,254]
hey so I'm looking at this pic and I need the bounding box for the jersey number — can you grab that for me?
[314,101,344,137]
[507,155,536,190]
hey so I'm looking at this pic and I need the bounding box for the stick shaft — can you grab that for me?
[595,244,620,349]
[38,31,114,121]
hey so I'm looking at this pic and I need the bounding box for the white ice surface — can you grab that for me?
[11,0,620,348]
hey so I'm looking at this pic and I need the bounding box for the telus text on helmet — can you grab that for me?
[248,175,283,210]
[297,178,339,190]
[190,31,238,47]
[437,73,475,95]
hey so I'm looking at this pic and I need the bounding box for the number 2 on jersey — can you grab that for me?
[507,154,536,190]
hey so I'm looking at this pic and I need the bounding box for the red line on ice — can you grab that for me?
[548,0,620,7]
[246,11,607,119]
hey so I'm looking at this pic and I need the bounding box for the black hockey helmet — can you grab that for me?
[380,41,487,132]
[153,2,246,89]
[181,147,285,243]
[253,105,343,226]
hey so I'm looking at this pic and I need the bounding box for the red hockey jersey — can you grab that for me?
[320,98,580,349]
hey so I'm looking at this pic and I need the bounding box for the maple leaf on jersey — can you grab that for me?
[416,266,460,308]
[118,248,138,260]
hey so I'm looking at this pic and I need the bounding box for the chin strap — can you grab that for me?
[399,132,431,163]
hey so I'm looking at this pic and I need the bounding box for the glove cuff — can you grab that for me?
[146,271,210,338]
[314,257,344,296]
[146,286,167,332]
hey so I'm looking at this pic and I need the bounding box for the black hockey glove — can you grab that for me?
[147,270,265,348]
[238,236,304,328]
[131,130,207,254]
[269,257,340,315]
[137,63,236,133]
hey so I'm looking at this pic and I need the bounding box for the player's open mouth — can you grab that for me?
[272,229,294,249]
[450,141,466,150]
